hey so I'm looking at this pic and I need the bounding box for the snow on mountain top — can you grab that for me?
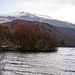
[33,13,53,19]
[0,12,30,16]
[11,12,53,19]
[0,11,53,19]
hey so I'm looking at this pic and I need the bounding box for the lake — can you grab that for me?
[0,47,75,75]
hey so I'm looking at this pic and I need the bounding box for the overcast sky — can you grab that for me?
[0,0,75,24]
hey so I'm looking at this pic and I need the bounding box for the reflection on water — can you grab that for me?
[0,47,75,75]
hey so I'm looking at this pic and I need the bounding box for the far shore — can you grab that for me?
[0,46,75,53]
[0,47,58,53]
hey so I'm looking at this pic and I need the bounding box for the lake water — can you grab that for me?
[0,47,75,75]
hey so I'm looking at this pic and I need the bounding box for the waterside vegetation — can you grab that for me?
[0,24,58,52]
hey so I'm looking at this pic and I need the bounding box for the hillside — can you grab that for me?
[1,20,75,47]
[0,18,11,23]
[0,12,75,29]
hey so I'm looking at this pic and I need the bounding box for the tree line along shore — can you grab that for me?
[0,24,58,52]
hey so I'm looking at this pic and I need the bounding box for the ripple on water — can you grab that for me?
[0,47,75,75]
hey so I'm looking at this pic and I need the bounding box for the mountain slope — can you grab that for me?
[1,20,75,47]
[0,12,75,29]
[0,18,11,23]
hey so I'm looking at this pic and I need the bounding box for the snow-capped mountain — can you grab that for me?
[0,12,75,29]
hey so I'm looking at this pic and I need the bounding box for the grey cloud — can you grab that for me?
[25,0,75,5]
[9,0,75,5]
[53,0,75,5]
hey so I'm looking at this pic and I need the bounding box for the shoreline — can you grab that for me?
[0,47,75,53]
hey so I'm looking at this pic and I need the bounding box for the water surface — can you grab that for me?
[0,47,75,75]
